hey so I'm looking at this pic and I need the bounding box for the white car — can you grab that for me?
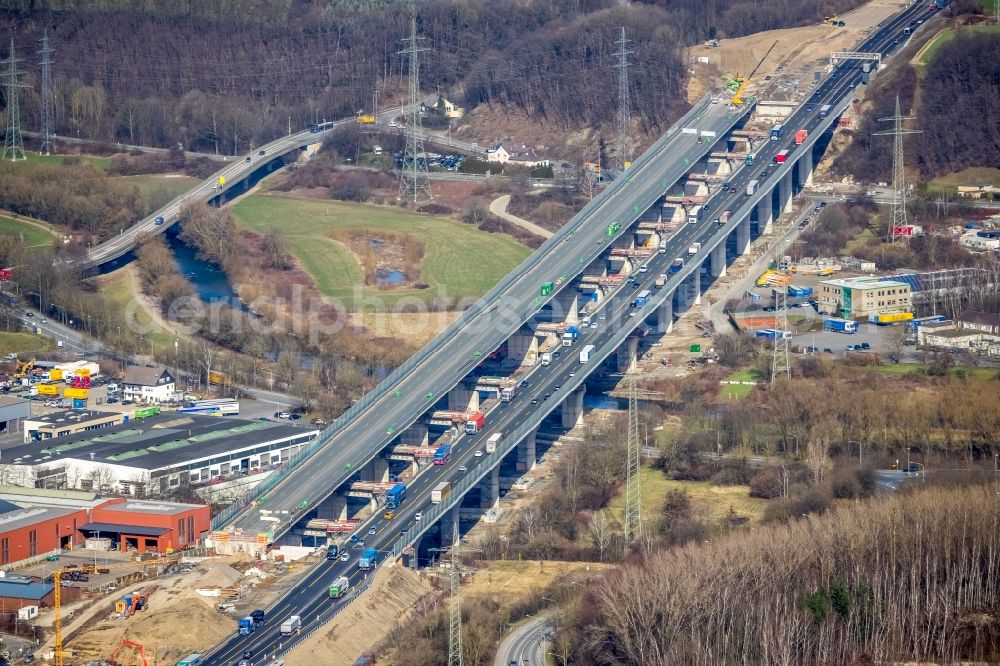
[415,512,423,521]
[474,450,483,457]
[458,465,468,472]
[589,322,598,329]
[388,120,399,128]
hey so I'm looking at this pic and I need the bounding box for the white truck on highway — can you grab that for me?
[281,615,301,636]
[432,481,452,504]
[688,243,701,255]
[540,352,552,367]
[486,433,501,454]
[579,344,596,363]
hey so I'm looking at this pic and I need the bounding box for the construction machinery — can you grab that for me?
[729,40,779,106]
[109,639,148,666]
[13,358,35,379]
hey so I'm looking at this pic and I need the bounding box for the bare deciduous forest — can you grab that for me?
[2,0,871,152]
[566,484,1000,665]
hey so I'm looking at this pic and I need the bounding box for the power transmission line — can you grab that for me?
[38,31,55,156]
[623,370,642,546]
[874,95,921,243]
[614,27,634,174]
[2,39,27,161]
[398,14,432,204]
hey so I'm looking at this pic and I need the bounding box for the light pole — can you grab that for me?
[849,439,863,466]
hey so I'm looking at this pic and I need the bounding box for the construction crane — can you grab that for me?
[50,557,173,666]
[109,639,148,666]
[731,40,779,106]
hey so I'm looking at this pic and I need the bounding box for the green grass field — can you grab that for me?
[928,167,1000,192]
[230,194,532,309]
[919,24,1000,64]
[604,467,768,530]
[97,270,175,352]
[0,332,54,355]
[116,174,201,207]
[8,151,110,171]
[866,363,1000,381]
[845,227,876,252]
[0,216,55,247]
[719,368,762,399]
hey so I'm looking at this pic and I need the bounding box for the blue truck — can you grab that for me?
[787,285,812,297]
[238,616,255,635]
[561,326,579,346]
[433,444,451,465]
[635,289,651,307]
[385,483,406,509]
[358,547,378,570]
[824,318,858,334]
[669,258,684,274]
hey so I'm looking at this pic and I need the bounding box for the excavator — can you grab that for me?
[109,639,148,666]
[725,39,779,106]
[13,358,35,379]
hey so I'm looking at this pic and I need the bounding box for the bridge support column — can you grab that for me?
[616,336,639,373]
[710,243,727,278]
[480,465,500,510]
[317,494,348,521]
[505,331,539,369]
[656,296,673,334]
[401,424,429,446]
[780,170,794,214]
[409,536,421,569]
[361,457,390,483]
[561,385,586,430]
[736,218,751,256]
[757,191,774,235]
[692,268,702,306]
[516,427,538,472]
[441,506,460,547]
[448,386,480,412]
[799,147,814,188]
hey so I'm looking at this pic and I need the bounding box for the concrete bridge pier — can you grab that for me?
[691,268,702,306]
[448,386,480,412]
[780,170,794,214]
[616,336,640,372]
[504,330,539,369]
[409,535,421,569]
[561,385,586,429]
[440,506,460,547]
[655,296,674,334]
[798,146,814,188]
[317,494,348,521]
[516,427,538,472]
[757,191,774,235]
[401,424,429,446]
[710,243,727,278]
[360,456,390,483]
[736,217,751,256]
[479,465,500,510]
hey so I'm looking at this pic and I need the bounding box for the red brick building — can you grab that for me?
[0,493,210,567]
[84,499,210,554]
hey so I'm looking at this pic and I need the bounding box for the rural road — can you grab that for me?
[489,195,553,239]
[495,613,556,666]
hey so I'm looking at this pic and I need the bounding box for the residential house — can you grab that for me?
[122,365,175,404]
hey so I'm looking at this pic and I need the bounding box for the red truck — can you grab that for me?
[774,150,790,164]
[795,129,808,145]
[465,412,485,434]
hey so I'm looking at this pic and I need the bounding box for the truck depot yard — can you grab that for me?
[231,194,531,309]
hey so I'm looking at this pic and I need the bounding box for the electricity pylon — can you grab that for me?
[447,520,463,666]
[623,370,642,545]
[874,95,921,243]
[398,15,432,203]
[614,27,634,173]
[2,40,27,161]
[38,31,55,155]
[771,288,791,381]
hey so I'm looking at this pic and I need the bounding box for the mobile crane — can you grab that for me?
[729,40,779,106]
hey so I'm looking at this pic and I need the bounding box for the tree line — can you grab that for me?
[2,0,871,156]
[563,484,1000,664]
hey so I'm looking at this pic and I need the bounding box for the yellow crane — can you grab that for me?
[731,40,779,106]
[50,556,175,666]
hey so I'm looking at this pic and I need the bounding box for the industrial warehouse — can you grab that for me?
[0,413,317,497]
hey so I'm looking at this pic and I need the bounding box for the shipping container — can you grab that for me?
[775,150,790,164]
[385,483,406,508]
[486,432,501,454]
[579,344,596,363]
[746,180,759,196]
[819,104,832,118]
[795,129,808,145]
[635,289,651,307]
